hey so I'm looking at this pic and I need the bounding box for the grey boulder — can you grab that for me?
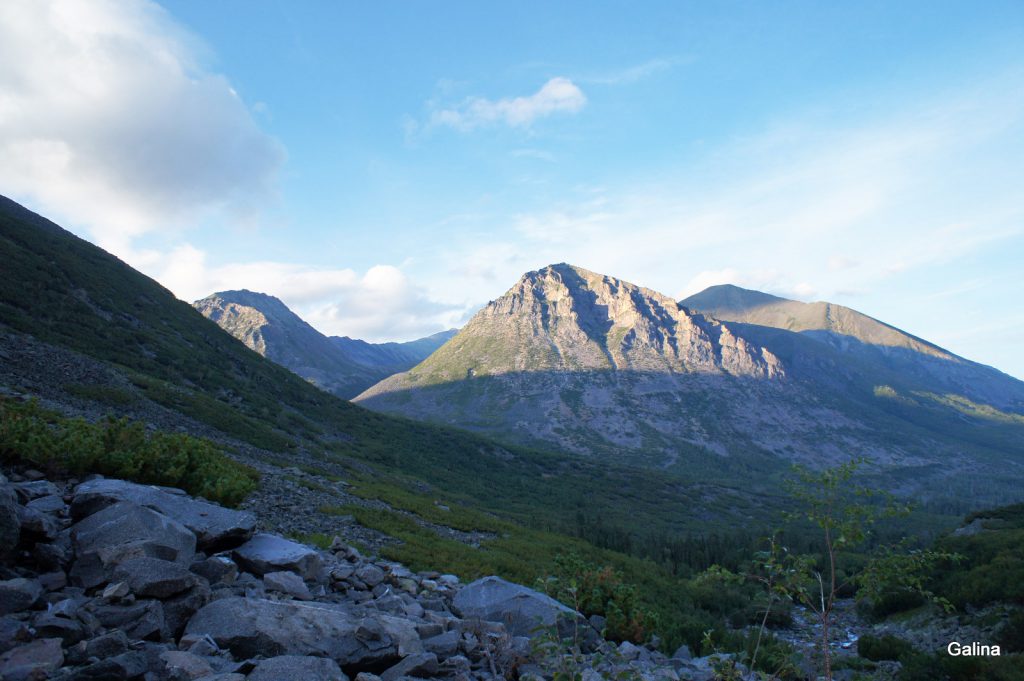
[247,655,349,681]
[263,571,312,600]
[11,479,60,503]
[184,597,421,666]
[72,478,256,550]
[0,637,63,681]
[113,556,201,598]
[16,505,60,540]
[0,577,42,616]
[26,494,66,514]
[0,474,19,561]
[380,652,438,681]
[453,576,591,641]
[69,501,196,588]
[159,649,214,680]
[232,533,322,579]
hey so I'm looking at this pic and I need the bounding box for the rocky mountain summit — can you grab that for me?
[193,291,455,400]
[356,264,1024,502]
[0,468,723,681]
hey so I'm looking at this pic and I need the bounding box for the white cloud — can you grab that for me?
[0,0,284,252]
[429,77,586,131]
[422,68,1024,377]
[148,244,464,342]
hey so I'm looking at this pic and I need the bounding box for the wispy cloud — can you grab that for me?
[582,57,686,85]
[421,68,1024,374]
[152,244,465,342]
[427,77,586,131]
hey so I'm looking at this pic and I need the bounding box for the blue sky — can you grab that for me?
[1,1,1023,378]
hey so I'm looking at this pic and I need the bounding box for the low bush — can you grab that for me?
[0,398,258,506]
[857,633,915,661]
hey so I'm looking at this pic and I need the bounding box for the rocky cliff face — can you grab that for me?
[356,265,837,468]
[194,291,454,400]
[356,265,1024,483]
[362,264,784,385]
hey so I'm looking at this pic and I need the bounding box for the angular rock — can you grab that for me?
[12,480,60,503]
[0,615,32,653]
[264,570,312,600]
[356,564,385,587]
[0,474,19,561]
[163,581,212,639]
[380,652,438,681]
[422,630,460,657]
[32,612,84,644]
[0,638,63,681]
[191,555,238,585]
[102,581,130,599]
[26,494,66,514]
[17,505,61,542]
[72,478,256,550]
[86,598,166,641]
[0,577,42,615]
[232,534,321,579]
[671,644,692,661]
[159,649,214,680]
[184,597,421,666]
[452,576,589,639]
[85,629,131,659]
[33,538,72,572]
[113,556,201,598]
[38,570,67,592]
[67,650,149,680]
[181,633,219,657]
[247,655,349,681]
[70,501,196,588]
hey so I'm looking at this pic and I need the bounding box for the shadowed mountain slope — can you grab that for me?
[681,284,1024,412]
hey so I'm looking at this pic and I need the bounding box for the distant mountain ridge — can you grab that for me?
[194,290,455,399]
[680,284,1020,411]
[356,264,1024,504]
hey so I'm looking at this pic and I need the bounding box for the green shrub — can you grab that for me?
[999,609,1024,652]
[538,552,658,644]
[0,398,258,506]
[858,633,915,661]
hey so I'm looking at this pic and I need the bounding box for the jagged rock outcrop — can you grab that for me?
[0,466,739,681]
[354,265,820,467]
[355,264,1024,481]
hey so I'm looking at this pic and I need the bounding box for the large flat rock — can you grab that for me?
[247,655,348,681]
[232,533,322,579]
[72,478,256,550]
[184,597,421,667]
[452,576,588,639]
[70,501,196,588]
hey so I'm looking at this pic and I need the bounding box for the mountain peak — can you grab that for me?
[362,264,784,387]
[680,284,789,315]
